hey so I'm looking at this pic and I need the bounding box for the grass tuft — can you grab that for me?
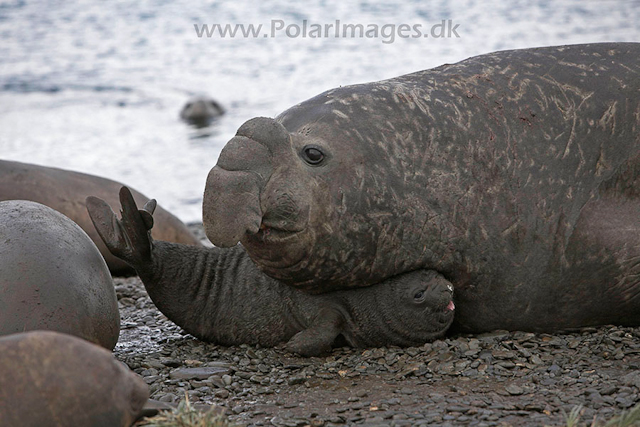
[563,405,584,427]
[138,394,236,427]
[604,402,640,427]
[553,402,640,427]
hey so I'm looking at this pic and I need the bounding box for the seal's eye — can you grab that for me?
[302,146,324,165]
[414,290,425,300]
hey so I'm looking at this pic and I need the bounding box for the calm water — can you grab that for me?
[1,0,638,222]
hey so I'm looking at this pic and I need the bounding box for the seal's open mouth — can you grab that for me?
[441,283,455,313]
[433,298,455,327]
[445,300,455,312]
[242,220,310,271]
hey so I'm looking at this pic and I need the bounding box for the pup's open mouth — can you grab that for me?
[445,300,455,312]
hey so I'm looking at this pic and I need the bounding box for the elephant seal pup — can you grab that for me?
[0,159,202,275]
[0,331,148,427]
[200,42,640,333]
[0,200,119,350]
[87,188,455,356]
[180,96,225,127]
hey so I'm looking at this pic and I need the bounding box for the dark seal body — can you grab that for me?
[0,331,148,427]
[201,43,640,333]
[0,200,119,349]
[0,159,201,275]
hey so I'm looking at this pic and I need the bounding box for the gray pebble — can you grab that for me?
[214,388,230,399]
[505,385,524,395]
[169,366,230,380]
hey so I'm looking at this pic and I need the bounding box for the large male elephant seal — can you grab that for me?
[0,159,201,275]
[88,188,455,356]
[0,331,148,427]
[90,43,639,336]
[0,200,119,349]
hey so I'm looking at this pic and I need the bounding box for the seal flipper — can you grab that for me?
[284,307,346,357]
[85,195,128,257]
[86,186,156,269]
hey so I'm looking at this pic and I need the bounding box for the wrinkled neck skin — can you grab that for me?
[135,242,310,346]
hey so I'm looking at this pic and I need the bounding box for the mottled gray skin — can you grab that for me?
[0,200,120,350]
[202,43,640,333]
[180,96,225,127]
[0,159,202,275]
[0,331,148,427]
[87,188,455,356]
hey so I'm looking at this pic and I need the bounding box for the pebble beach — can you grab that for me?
[115,225,640,427]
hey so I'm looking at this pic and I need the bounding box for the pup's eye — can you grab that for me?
[302,146,324,165]
[414,290,425,300]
